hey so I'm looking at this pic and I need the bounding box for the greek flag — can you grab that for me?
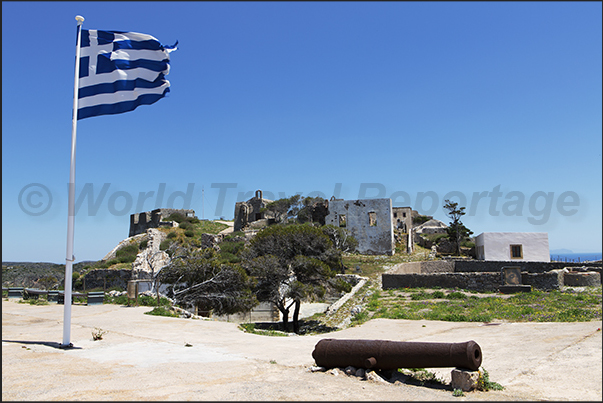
[77,29,177,120]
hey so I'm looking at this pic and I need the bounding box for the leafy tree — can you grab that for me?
[296,196,328,225]
[443,199,473,256]
[321,225,358,253]
[320,225,359,272]
[413,214,431,225]
[241,224,343,333]
[262,195,328,225]
[158,247,257,315]
[262,195,303,223]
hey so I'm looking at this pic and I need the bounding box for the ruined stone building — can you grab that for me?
[232,191,417,255]
[413,218,448,235]
[325,197,395,255]
[392,207,413,232]
[129,208,196,237]
[233,190,274,232]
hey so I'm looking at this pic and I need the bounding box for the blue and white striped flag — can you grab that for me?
[77,29,177,120]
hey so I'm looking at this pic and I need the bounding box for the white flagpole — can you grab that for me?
[62,15,85,348]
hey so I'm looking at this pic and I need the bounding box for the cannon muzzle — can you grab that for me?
[312,339,482,371]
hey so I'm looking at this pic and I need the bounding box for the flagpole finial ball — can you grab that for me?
[75,15,85,25]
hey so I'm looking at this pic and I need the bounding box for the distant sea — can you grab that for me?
[549,252,602,263]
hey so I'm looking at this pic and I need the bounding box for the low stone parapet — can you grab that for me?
[383,270,565,292]
[564,271,601,287]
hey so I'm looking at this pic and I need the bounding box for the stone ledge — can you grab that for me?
[564,272,601,287]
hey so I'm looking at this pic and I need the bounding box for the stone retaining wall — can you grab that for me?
[82,269,132,291]
[383,272,502,292]
[389,261,454,274]
[453,260,601,274]
[388,260,601,283]
[382,270,563,292]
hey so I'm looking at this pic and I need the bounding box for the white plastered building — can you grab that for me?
[474,232,550,262]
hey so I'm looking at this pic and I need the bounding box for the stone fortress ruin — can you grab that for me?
[129,208,196,237]
[109,189,601,323]
[234,191,401,256]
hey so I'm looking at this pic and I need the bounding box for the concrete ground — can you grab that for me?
[2,299,601,401]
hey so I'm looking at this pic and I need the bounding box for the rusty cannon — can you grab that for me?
[312,339,482,371]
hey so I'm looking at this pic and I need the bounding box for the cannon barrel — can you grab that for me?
[312,339,482,371]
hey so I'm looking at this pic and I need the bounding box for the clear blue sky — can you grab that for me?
[3,1,602,263]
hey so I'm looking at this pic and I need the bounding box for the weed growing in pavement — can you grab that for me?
[92,328,107,341]
[452,388,465,397]
[18,298,49,305]
[477,368,504,391]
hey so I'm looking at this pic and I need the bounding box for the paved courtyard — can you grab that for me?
[2,299,601,400]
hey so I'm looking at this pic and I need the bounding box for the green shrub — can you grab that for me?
[116,243,138,257]
[139,239,148,250]
[167,231,177,239]
[184,229,195,237]
[144,306,179,317]
[219,240,245,256]
[351,310,369,325]
[411,290,431,300]
[238,323,289,337]
[413,215,431,225]
[160,240,171,250]
[179,221,192,230]
[164,213,185,223]
[115,244,138,263]
[334,278,353,294]
[100,258,121,268]
[219,252,241,264]
[423,233,448,243]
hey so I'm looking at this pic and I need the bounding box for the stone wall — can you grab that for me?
[131,229,169,277]
[382,271,563,292]
[82,269,132,291]
[521,271,564,290]
[383,260,601,292]
[389,259,601,275]
[392,207,413,233]
[382,272,503,292]
[206,301,280,323]
[325,198,394,255]
[453,260,602,274]
[388,261,455,274]
[233,190,274,232]
[129,208,195,237]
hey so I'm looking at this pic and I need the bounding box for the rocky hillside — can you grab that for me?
[2,261,94,289]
